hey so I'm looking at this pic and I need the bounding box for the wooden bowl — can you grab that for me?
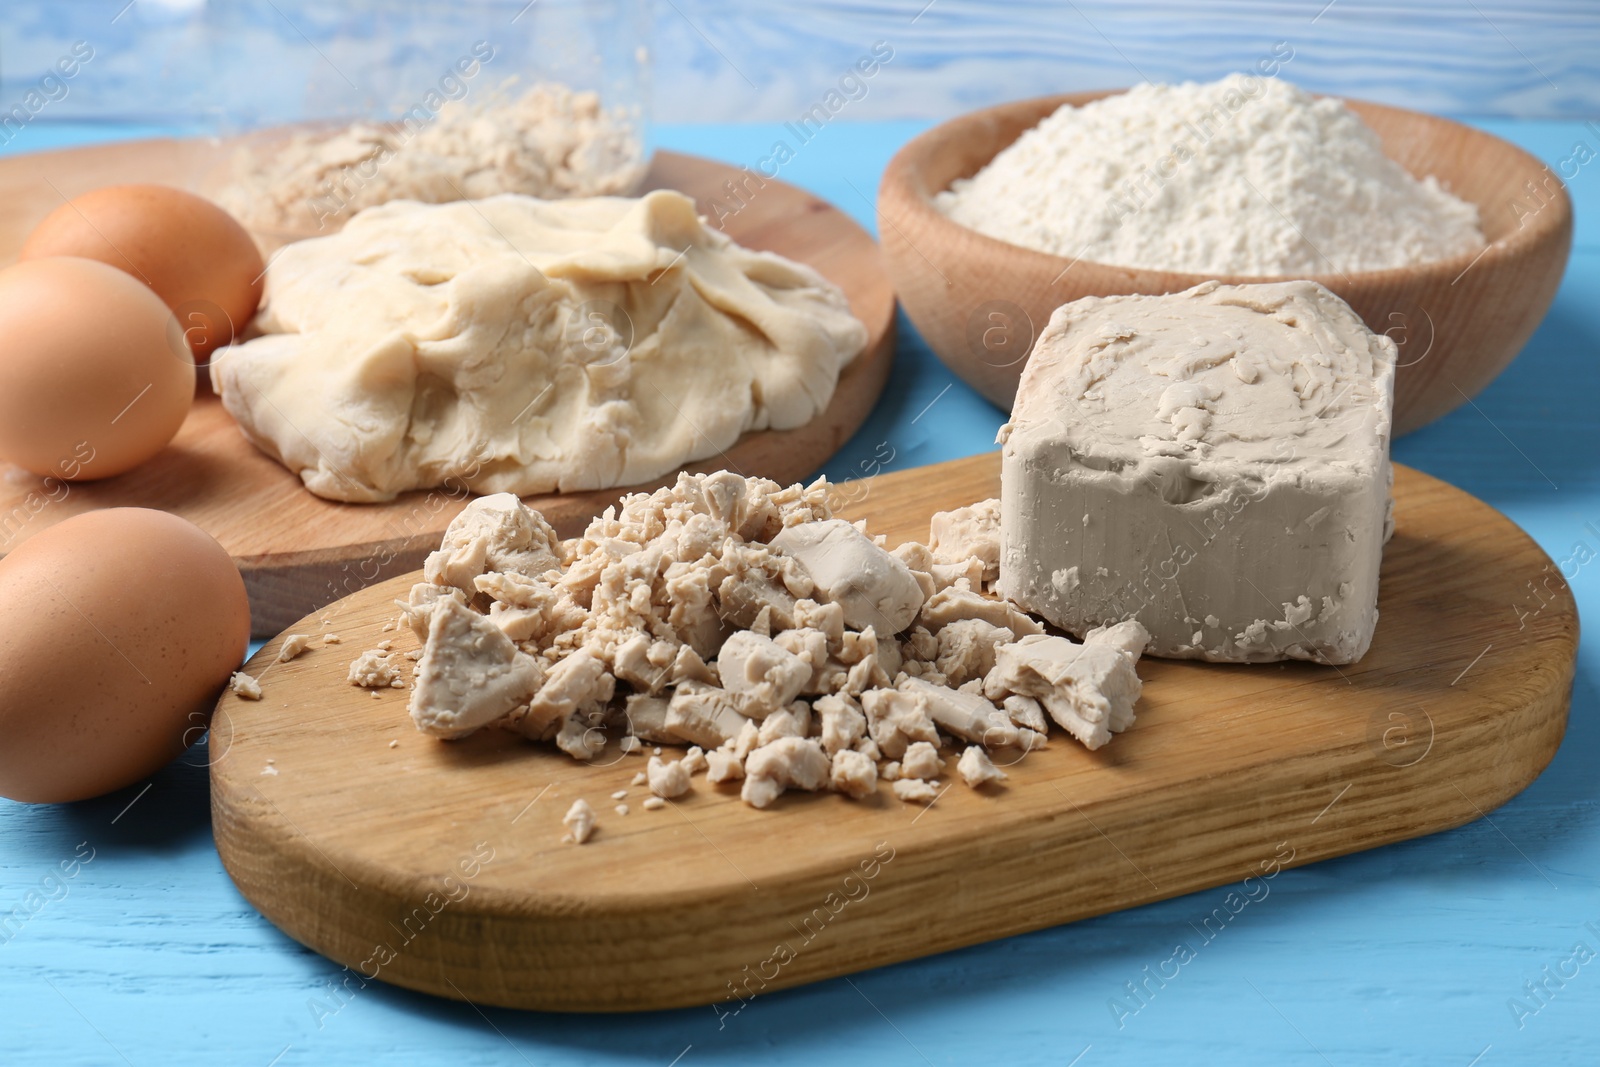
[879,91,1573,435]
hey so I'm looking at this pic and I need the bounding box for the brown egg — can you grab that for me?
[0,508,250,803]
[20,183,265,358]
[0,256,194,480]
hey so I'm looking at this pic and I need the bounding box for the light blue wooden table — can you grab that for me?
[1,117,1595,1066]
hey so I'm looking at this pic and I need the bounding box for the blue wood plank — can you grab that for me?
[2,1,1598,129]
[651,0,1600,121]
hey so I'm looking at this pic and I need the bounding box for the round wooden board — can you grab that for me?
[0,144,894,636]
[209,455,1575,1012]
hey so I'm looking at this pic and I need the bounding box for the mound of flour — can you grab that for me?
[936,74,1483,275]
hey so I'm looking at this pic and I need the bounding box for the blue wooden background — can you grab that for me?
[1,0,1598,127]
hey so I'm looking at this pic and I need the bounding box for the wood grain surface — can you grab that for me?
[208,453,1577,1012]
[9,2,1596,128]
[878,92,1572,436]
[0,145,895,637]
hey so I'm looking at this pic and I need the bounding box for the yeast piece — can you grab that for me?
[998,280,1395,665]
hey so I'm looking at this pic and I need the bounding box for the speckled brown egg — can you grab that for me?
[20,183,265,358]
[0,508,250,803]
[0,256,194,480]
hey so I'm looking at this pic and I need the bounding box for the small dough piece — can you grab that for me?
[933,618,1014,686]
[1083,619,1152,663]
[860,688,939,760]
[647,755,692,799]
[757,708,803,746]
[681,745,709,775]
[792,599,846,653]
[830,749,878,799]
[1002,694,1048,735]
[348,649,403,689]
[835,628,896,695]
[984,634,1141,750]
[555,711,608,761]
[891,542,940,601]
[230,672,263,700]
[902,626,939,664]
[562,798,596,844]
[409,597,545,738]
[740,737,831,809]
[665,682,751,748]
[928,498,1002,584]
[277,634,314,662]
[931,557,988,592]
[397,583,466,640]
[957,746,1007,788]
[897,676,1017,748]
[716,632,810,716]
[773,627,832,695]
[705,748,745,783]
[514,647,613,741]
[787,700,814,739]
[478,571,566,645]
[608,632,658,693]
[714,547,803,633]
[733,719,762,761]
[623,694,678,744]
[892,778,941,804]
[815,692,867,755]
[900,741,943,781]
[917,585,1043,638]
[423,493,562,595]
[666,644,717,688]
[770,519,925,634]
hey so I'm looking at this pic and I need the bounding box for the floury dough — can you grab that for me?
[212,190,868,502]
[219,82,645,236]
[997,280,1395,665]
[936,74,1483,275]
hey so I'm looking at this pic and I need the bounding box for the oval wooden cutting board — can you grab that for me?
[0,145,894,636]
[209,454,1576,1012]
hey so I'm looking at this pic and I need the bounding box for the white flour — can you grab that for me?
[936,74,1483,275]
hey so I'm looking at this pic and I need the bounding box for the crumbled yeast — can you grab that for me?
[374,471,1151,819]
[277,634,314,662]
[347,649,402,689]
[562,799,596,844]
[957,746,1007,788]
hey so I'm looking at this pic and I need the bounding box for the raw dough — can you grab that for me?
[214,190,867,502]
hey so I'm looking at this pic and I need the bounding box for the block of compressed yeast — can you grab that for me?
[997,280,1395,665]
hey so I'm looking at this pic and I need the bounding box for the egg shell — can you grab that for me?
[0,508,250,803]
[0,256,195,480]
[20,183,265,358]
